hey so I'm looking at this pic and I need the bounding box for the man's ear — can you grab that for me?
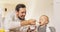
[16,11,19,15]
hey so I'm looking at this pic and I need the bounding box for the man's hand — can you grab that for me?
[28,19,36,25]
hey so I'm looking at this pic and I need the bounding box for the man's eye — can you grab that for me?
[22,12,23,13]
[22,12,26,14]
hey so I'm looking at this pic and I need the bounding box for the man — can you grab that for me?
[38,15,56,32]
[4,4,35,32]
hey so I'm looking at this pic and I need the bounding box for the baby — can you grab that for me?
[38,15,49,32]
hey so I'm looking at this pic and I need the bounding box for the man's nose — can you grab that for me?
[23,13,26,15]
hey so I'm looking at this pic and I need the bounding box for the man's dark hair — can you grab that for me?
[15,4,26,12]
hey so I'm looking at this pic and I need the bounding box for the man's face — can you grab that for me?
[39,16,48,26]
[16,8,26,20]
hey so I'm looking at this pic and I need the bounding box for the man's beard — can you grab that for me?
[18,16,25,20]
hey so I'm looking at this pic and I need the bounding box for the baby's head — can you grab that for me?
[39,15,49,26]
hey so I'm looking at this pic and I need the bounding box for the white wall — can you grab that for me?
[53,0,60,32]
[26,0,53,23]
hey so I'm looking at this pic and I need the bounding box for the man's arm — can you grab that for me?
[21,19,36,26]
[20,20,30,26]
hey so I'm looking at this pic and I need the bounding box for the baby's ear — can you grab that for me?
[45,21,49,24]
[39,21,41,24]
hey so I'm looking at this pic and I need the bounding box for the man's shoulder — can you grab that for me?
[4,11,16,21]
[6,11,15,18]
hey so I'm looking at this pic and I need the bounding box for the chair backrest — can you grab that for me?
[49,27,56,32]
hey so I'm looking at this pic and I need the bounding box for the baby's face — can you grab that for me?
[39,16,48,26]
